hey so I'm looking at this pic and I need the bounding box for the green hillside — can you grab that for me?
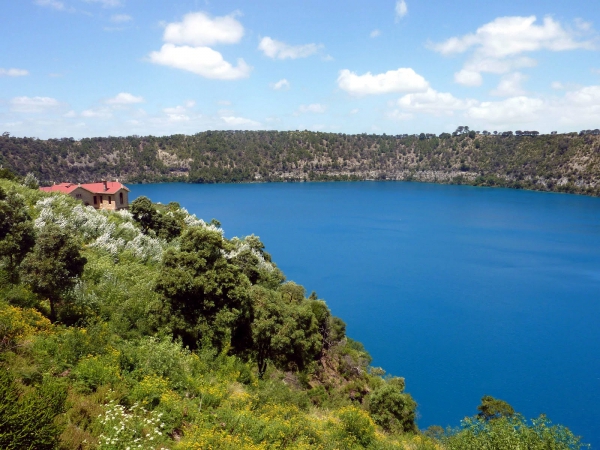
[1,130,600,195]
[0,171,590,449]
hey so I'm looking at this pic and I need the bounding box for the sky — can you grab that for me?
[1,0,599,139]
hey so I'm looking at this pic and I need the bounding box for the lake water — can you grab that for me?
[131,181,600,447]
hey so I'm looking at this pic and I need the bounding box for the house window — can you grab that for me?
[109,196,112,204]
[93,196,97,204]
[119,192,123,204]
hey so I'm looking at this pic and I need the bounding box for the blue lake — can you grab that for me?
[131,181,600,447]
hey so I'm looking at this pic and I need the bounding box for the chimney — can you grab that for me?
[103,180,108,191]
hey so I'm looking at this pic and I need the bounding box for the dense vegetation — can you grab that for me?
[0,169,590,449]
[1,129,600,196]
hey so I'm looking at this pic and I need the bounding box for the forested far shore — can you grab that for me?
[1,128,600,196]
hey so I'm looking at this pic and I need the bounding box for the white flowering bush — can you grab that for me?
[180,208,223,234]
[33,195,166,262]
[225,236,275,272]
[124,234,164,262]
[97,401,169,450]
[23,172,39,189]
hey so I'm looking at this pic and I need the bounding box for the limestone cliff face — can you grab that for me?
[2,131,599,196]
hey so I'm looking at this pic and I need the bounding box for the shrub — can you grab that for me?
[0,369,67,450]
[0,303,52,351]
[367,378,417,434]
[442,414,590,450]
[334,406,376,447]
[72,350,122,393]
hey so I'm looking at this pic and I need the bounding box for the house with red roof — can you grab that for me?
[40,180,130,211]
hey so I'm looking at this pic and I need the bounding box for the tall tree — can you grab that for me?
[477,395,515,421]
[156,226,252,350]
[250,285,322,378]
[367,378,417,434]
[20,224,87,322]
[0,188,35,281]
[130,196,159,234]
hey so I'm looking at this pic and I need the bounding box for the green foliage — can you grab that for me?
[130,196,158,234]
[20,223,87,322]
[250,285,322,378]
[442,414,589,449]
[4,131,600,197]
[0,369,67,450]
[0,168,18,181]
[130,195,182,240]
[0,187,35,278]
[156,226,252,350]
[23,172,39,189]
[477,395,515,420]
[309,297,346,348]
[72,351,122,393]
[367,378,417,434]
[335,406,376,447]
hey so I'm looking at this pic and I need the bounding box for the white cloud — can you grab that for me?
[163,106,190,122]
[82,0,122,7]
[387,81,600,130]
[350,108,359,114]
[337,68,429,96]
[466,96,544,123]
[149,12,249,80]
[105,92,144,105]
[397,88,477,116]
[81,108,113,119]
[221,116,261,127]
[34,0,66,10]
[10,96,61,113]
[110,14,132,23]
[298,103,327,114]
[164,11,244,47]
[563,85,600,107]
[490,72,527,97]
[388,110,413,121]
[258,37,322,60]
[149,44,251,80]
[162,100,196,123]
[463,56,537,75]
[370,29,381,38]
[454,69,483,86]
[271,78,290,90]
[395,0,407,21]
[432,16,593,57]
[432,16,596,84]
[574,18,592,32]
[0,68,29,77]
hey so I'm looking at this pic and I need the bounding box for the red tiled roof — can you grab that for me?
[39,183,82,194]
[40,181,129,195]
[80,181,130,194]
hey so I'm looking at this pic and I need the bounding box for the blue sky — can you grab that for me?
[1,0,599,138]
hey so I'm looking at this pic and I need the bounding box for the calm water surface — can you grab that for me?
[131,182,600,447]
